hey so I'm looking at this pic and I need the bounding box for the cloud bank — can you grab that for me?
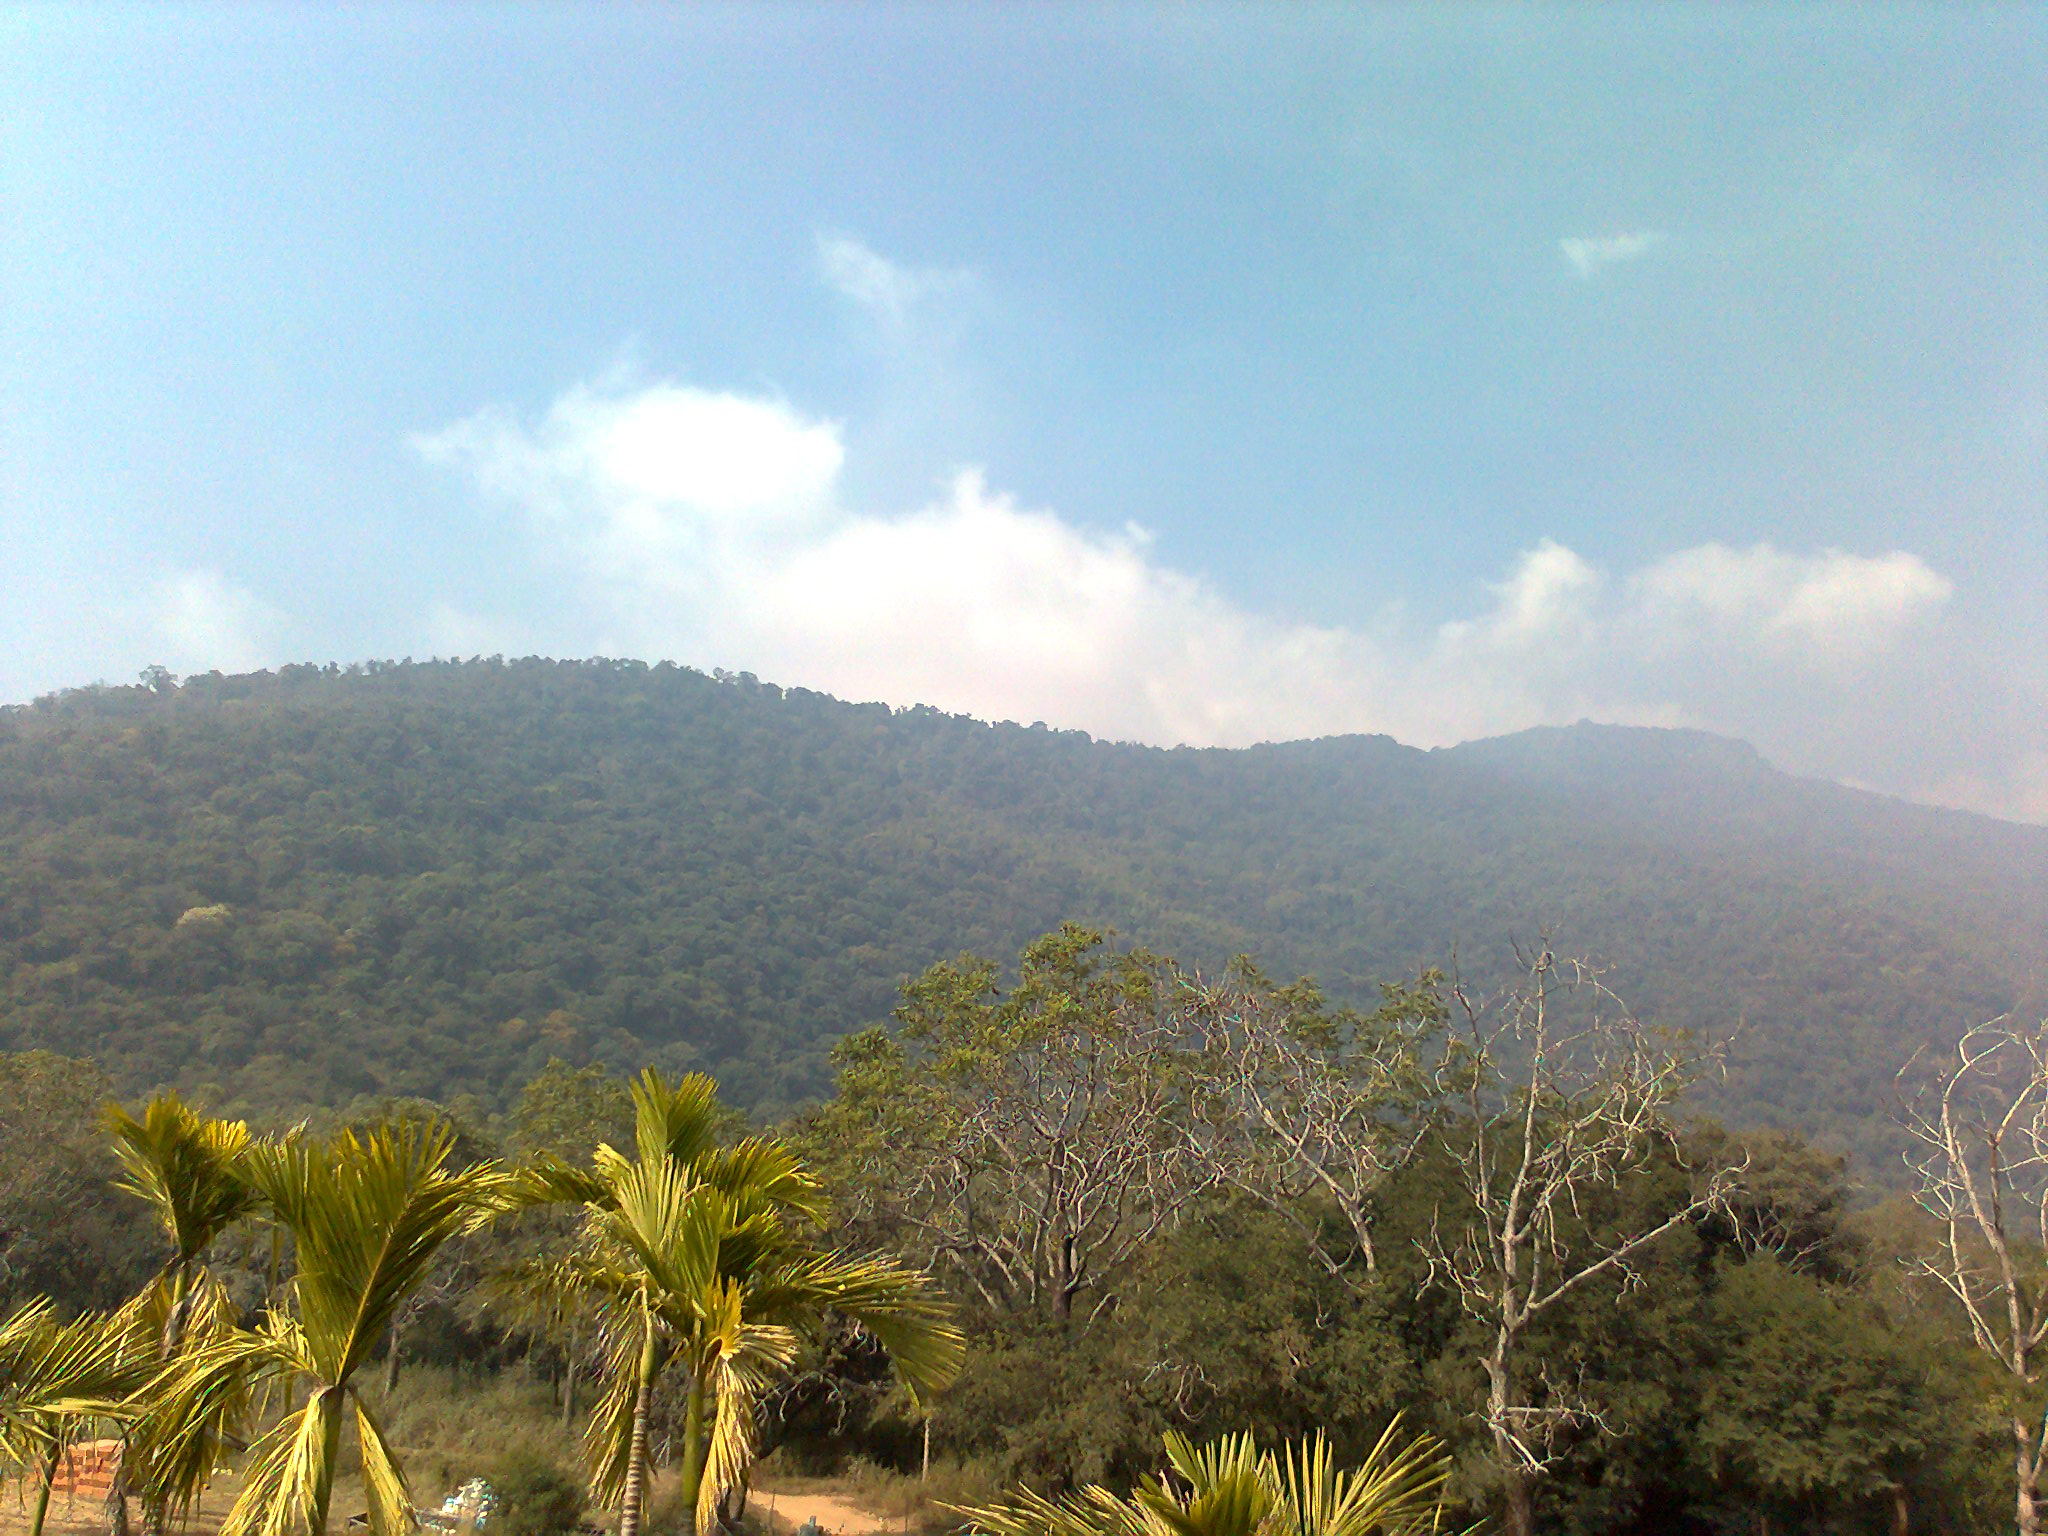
[413,377,1956,762]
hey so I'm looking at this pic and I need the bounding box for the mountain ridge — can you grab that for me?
[3,657,2042,1172]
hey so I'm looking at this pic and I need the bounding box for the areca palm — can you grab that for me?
[149,1121,511,1536]
[104,1094,263,1534]
[961,1421,1458,1536]
[105,1096,260,1355]
[521,1070,962,1536]
[0,1301,149,1536]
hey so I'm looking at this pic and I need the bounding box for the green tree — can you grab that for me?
[805,925,1208,1327]
[521,1069,962,1536]
[1695,1255,1942,1534]
[149,1121,510,1536]
[0,1053,154,1315]
[101,1093,263,1536]
[0,1302,144,1536]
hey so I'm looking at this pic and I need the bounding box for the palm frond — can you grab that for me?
[748,1252,964,1400]
[142,1311,306,1495]
[961,1424,1457,1536]
[691,1279,801,1535]
[121,1273,253,1517]
[629,1070,727,1169]
[354,1392,416,1536]
[1274,1418,1455,1536]
[216,1385,345,1536]
[103,1095,259,1264]
[243,1120,508,1382]
[582,1307,653,1510]
[697,1139,828,1226]
[0,1303,143,1472]
[1144,1432,1271,1536]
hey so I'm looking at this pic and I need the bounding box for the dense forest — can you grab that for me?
[4,658,2045,1168]
[6,925,2041,1536]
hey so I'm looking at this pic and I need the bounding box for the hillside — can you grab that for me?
[3,657,2044,1165]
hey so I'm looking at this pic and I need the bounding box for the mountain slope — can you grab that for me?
[3,658,2043,1166]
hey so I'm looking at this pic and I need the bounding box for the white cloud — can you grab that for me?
[1560,230,1664,279]
[416,376,1955,756]
[151,570,280,676]
[1627,543,1952,658]
[816,235,977,330]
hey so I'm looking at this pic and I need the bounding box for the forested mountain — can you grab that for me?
[3,657,2043,1163]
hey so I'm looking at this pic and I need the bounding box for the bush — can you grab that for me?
[490,1448,586,1536]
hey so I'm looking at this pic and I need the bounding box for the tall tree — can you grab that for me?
[1896,1015,2048,1536]
[1695,1254,1941,1535]
[101,1094,262,1536]
[1419,947,1740,1536]
[148,1121,510,1536]
[809,925,1212,1327]
[1185,965,1446,1281]
[522,1069,962,1536]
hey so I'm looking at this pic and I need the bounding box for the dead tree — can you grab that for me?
[1420,946,1739,1536]
[1181,965,1445,1282]
[1896,1017,2048,1536]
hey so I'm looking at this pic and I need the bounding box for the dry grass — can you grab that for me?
[0,1372,989,1536]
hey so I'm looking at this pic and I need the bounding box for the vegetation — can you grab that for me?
[5,661,2047,1535]
[958,1423,1457,1536]
[487,1449,586,1536]
[515,1071,962,1536]
[3,658,2046,1167]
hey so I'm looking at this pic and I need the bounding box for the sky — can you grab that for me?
[4,5,2044,822]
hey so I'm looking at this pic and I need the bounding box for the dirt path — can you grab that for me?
[751,1488,901,1536]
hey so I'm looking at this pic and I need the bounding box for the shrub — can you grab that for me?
[490,1448,586,1536]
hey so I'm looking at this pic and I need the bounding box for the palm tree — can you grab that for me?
[103,1095,262,1536]
[148,1121,510,1536]
[959,1421,1459,1536]
[105,1096,260,1357]
[520,1070,963,1536]
[0,1302,147,1536]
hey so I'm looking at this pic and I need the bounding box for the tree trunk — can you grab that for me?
[677,1371,710,1526]
[2019,1418,2042,1536]
[618,1314,658,1536]
[921,1418,930,1483]
[1501,1470,1536,1536]
[106,1447,133,1536]
[561,1324,580,1431]
[139,1262,195,1536]
[1484,1346,1536,1536]
[384,1318,404,1396]
[305,1386,348,1536]
[1890,1484,1909,1536]
[30,1442,61,1536]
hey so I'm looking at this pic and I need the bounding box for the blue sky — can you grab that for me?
[5,5,2044,818]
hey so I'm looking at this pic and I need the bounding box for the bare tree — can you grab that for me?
[1896,1017,2048,1536]
[1181,965,1446,1282]
[1420,946,1739,1536]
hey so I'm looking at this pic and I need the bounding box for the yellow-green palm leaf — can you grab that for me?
[962,1420,1456,1536]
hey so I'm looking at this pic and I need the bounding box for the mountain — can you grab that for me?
[3,657,2044,1168]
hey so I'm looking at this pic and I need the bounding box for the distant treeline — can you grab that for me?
[3,656,2045,1169]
